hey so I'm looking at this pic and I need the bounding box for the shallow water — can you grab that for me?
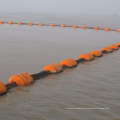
[0,14,120,120]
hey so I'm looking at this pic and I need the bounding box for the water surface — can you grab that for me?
[0,14,120,120]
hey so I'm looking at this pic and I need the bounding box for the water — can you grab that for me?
[0,13,120,120]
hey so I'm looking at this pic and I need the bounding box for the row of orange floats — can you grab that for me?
[0,42,120,96]
[42,43,119,73]
[0,21,120,32]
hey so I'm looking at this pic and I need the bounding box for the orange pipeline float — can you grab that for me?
[0,21,120,33]
[0,81,7,95]
[101,46,113,53]
[0,40,120,96]
[116,42,120,47]
[90,50,103,57]
[18,22,22,25]
[0,21,3,24]
[109,44,119,50]
[59,58,77,68]
[9,72,33,86]
[60,24,65,27]
[43,63,63,73]
[78,53,94,61]
[104,28,110,31]
[72,25,78,28]
[8,21,12,25]
[28,22,33,26]
[117,29,120,32]
[49,24,54,27]
[94,27,99,30]
[39,23,43,26]
[81,25,87,29]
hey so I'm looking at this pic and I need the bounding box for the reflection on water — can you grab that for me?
[0,14,120,120]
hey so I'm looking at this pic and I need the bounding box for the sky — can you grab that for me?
[0,0,120,16]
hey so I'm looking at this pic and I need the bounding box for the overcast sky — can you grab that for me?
[0,0,120,16]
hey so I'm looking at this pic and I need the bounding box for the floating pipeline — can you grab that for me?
[0,42,120,96]
[0,21,120,33]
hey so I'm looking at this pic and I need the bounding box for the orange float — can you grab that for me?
[101,47,113,53]
[0,21,3,24]
[116,42,120,47]
[43,63,63,73]
[109,44,119,50]
[90,50,103,57]
[81,26,87,29]
[104,28,110,31]
[116,29,120,32]
[8,21,12,25]
[49,24,54,27]
[28,22,33,26]
[60,58,77,67]
[0,81,7,95]
[39,23,43,26]
[18,22,22,25]
[78,53,94,61]
[9,72,33,86]
[72,25,78,28]
[60,24,65,27]
[94,27,99,30]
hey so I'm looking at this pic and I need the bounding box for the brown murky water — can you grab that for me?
[0,14,120,120]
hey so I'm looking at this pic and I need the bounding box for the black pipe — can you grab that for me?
[5,82,17,90]
[76,58,85,64]
[102,50,108,54]
[31,71,50,80]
